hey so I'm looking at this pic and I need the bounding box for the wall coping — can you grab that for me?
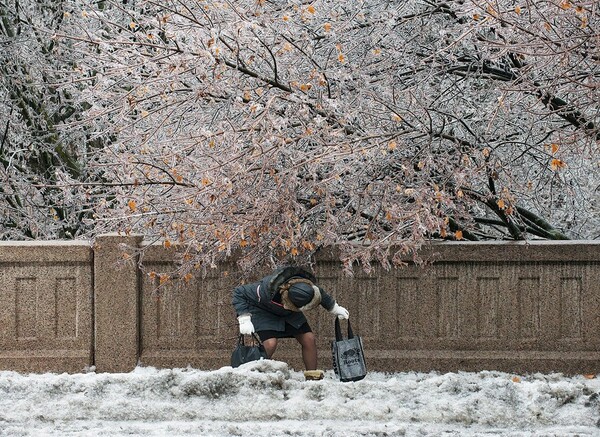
[0,240,92,263]
[0,240,92,247]
[1,238,598,264]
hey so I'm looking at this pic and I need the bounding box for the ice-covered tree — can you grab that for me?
[0,0,106,239]
[5,0,599,276]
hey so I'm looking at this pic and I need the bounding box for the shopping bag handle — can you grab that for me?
[238,333,263,346]
[334,317,354,341]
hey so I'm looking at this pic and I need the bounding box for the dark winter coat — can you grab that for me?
[232,271,336,332]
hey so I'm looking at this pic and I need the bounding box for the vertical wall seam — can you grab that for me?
[90,242,96,368]
[136,244,142,366]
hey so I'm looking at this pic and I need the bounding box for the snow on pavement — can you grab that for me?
[1,360,599,436]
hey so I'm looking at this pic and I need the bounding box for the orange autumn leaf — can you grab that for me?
[455,230,463,240]
[290,247,299,256]
[551,158,566,170]
[127,199,137,212]
[584,374,596,379]
[512,376,521,383]
[183,273,193,283]
[497,199,506,210]
[301,241,315,250]
[323,22,332,32]
[163,239,172,248]
[560,1,571,9]
[306,5,315,14]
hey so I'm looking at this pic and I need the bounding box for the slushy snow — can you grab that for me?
[1,360,599,436]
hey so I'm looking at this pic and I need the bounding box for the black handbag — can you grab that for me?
[231,333,268,368]
[331,318,367,382]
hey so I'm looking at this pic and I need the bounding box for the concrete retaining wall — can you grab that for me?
[1,236,599,374]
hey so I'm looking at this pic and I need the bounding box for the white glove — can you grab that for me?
[330,303,349,319]
[238,314,255,334]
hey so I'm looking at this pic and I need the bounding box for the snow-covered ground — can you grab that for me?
[1,360,599,436]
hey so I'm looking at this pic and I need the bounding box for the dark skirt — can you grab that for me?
[257,322,312,342]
